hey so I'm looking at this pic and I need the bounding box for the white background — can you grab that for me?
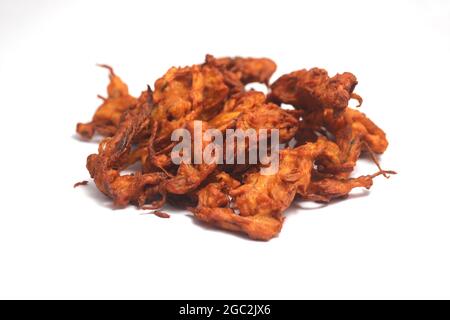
[0,0,449,299]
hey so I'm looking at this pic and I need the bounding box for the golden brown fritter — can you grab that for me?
[164,121,218,195]
[77,65,138,139]
[269,68,361,115]
[204,54,277,92]
[86,93,166,208]
[77,56,393,241]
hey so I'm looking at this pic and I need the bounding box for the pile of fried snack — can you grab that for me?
[76,55,394,241]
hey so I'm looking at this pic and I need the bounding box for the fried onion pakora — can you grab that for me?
[77,65,138,139]
[76,56,394,241]
[204,54,277,93]
[269,68,362,115]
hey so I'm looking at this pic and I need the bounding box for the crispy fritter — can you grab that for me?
[77,65,137,139]
[194,138,342,240]
[303,170,397,202]
[76,56,393,241]
[205,54,277,92]
[269,68,361,115]
[86,93,166,208]
[164,121,218,194]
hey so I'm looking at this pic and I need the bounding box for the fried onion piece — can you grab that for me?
[205,54,277,92]
[236,103,300,143]
[232,137,341,215]
[194,173,279,241]
[164,121,218,195]
[345,109,388,154]
[77,65,137,139]
[208,91,266,131]
[193,171,240,209]
[195,208,283,241]
[317,108,389,177]
[194,138,341,240]
[303,170,396,202]
[86,96,166,208]
[269,68,359,114]
[197,182,231,209]
[151,64,230,147]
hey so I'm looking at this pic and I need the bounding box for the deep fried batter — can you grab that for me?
[86,93,166,208]
[77,56,393,241]
[164,121,218,195]
[304,170,397,202]
[77,65,137,139]
[194,138,342,240]
[205,54,277,93]
[269,68,361,115]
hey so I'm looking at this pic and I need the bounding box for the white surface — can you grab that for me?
[0,0,449,299]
